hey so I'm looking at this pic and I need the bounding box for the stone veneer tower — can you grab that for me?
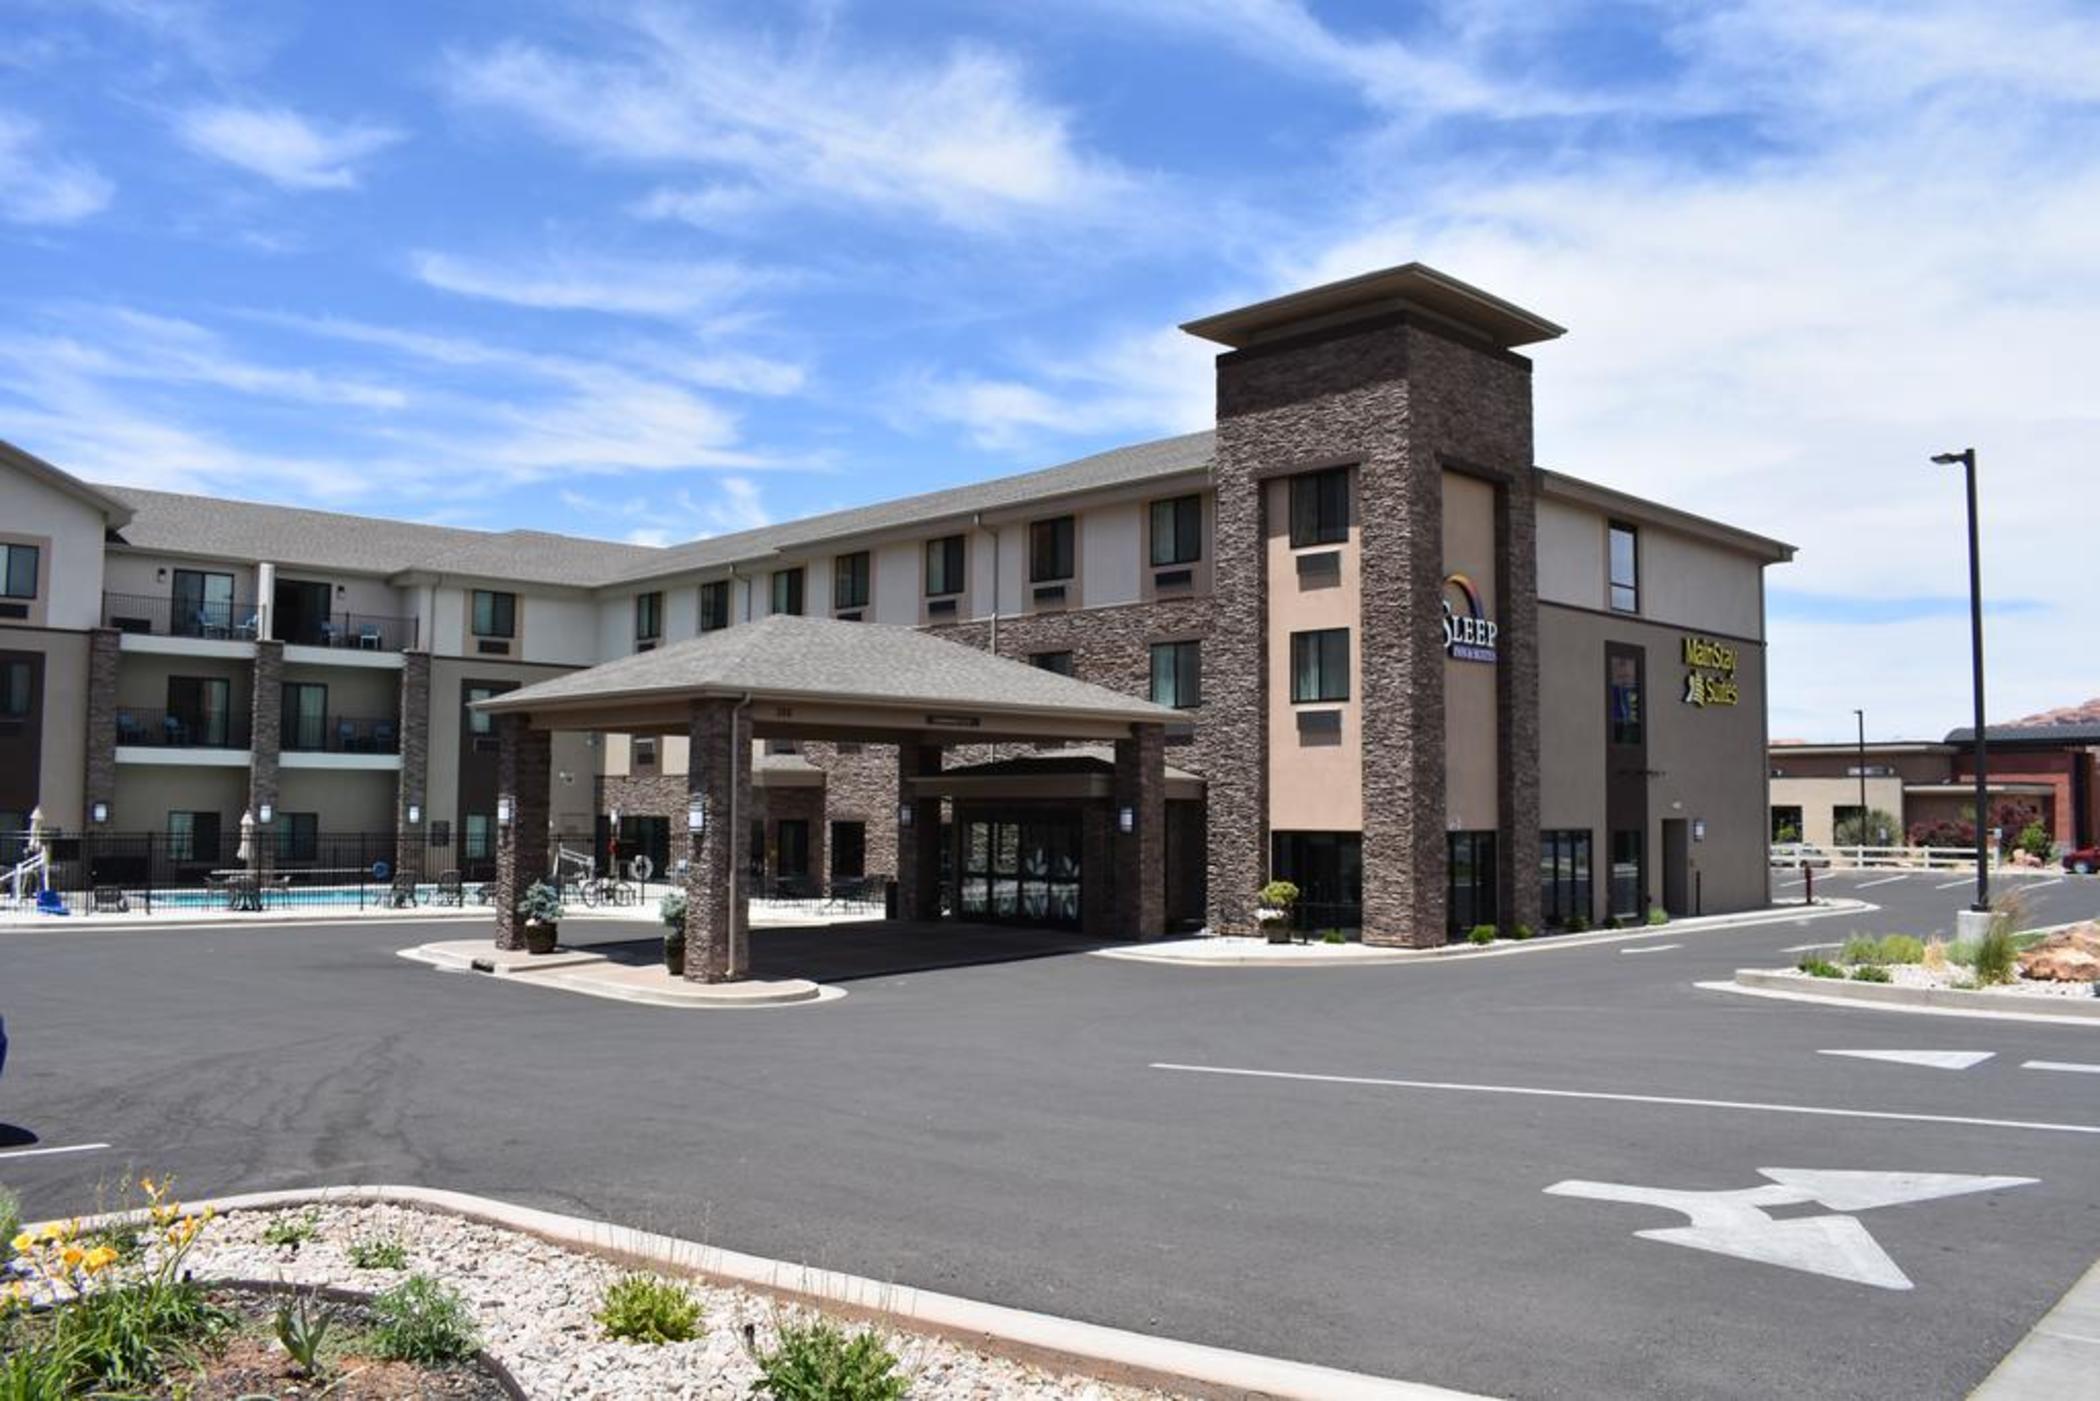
[1183,265,1563,946]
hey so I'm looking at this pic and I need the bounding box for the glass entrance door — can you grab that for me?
[1447,830,1499,936]
[957,816,1081,927]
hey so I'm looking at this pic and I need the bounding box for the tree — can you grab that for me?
[1834,808,1902,847]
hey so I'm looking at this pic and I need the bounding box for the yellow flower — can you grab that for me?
[8,1231,31,1254]
[82,1245,119,1273]
[60,1245,85,1269]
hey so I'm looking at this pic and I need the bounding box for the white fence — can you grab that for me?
[1770,842,1998,871]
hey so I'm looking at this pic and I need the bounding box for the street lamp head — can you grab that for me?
[1930,449,1973,466]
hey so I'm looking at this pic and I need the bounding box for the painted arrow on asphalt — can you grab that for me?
[1546,1168,2037,1289]
[1818,1050,1996,1071]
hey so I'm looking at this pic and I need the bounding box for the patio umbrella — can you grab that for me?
[25,806,46,892]
[237,809,254,866]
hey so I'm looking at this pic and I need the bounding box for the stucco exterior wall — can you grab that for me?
[0,467,106,631]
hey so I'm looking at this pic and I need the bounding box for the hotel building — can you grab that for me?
[0,263,1793,944]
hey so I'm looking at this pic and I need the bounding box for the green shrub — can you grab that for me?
[371,1275,480,1365]
[1850,965,1892,983]
[597,1272,702,1345]
[1467,924,1496,945]
[1511,923,1534,941]
[1974,925,2018,986]
[1797,956,1844,979]
[1646,908,1669,926]
[1839,934,1927,966]
[0,1186,17,1259]
[749,1317,909,1401]
[1318,929,1347,945]
[1565,913,1589,933]
[263,1209,320,1250]
[660,889,688,930]
[2016,820,2053,860]
[0,1335,81,1400]
[274,1292,333,1378]
[48,1276,230,1393]
[348,1234,410,1270]
[518,880,564,925]
[1257,880,1300,911]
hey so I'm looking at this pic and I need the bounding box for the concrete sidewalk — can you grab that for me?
[400,936,835,1008]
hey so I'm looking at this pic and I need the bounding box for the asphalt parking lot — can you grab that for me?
[4,869,2098,1399]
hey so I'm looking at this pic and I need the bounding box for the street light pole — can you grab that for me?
[1854,708,1868,864]
[1932,447,1990,913]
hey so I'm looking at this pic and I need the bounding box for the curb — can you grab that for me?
[38,1185,1483,1401]
[1705,972,2100,1026]
[1097,900,1874,968]
[1973,1251,2100,1399]
[397,944,836,1010]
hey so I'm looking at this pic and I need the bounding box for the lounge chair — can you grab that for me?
[91,886,129,914]
[434,869,463,906]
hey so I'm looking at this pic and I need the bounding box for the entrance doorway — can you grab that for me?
[1661,818,1690,917]
[956,816,1081,926]
[274,578,332,646]
[1447,830,1499,935]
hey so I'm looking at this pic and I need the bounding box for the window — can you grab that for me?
[833,551,870,611]
[699,580,730,632]
[1609,522,1639,613]
[1150,495,1202,567]
[1030,516,1075,583]
[1539,830,1593,928]
[1289,467,1351,547]
[1290,628,1350,703]
[166,675,231,746]
[0,660,29,717]
[275,812,318,863]
[1149,639,1201,709]
[830,821,866,880]
[1271,831,1362,931]
[925,535,966,597]
[1771,806,1804,842]
[282,682,327,751]
[1608,648,1643,746]
[167,811,220,864]
[466,685,498,736]
[472,589,516,638]
[1,543,38,599]
[764,738,800,755]
[635,591,663,643]
[171,568,234,636]
[1448,831,1499,934]
[770,567,804,616]
[463,813,493,861]
[1031,651,1075,677]
[633,737,658,768]
[1609,829,1644,919]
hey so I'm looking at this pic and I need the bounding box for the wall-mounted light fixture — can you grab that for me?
[407,803,421,825]
[497,796,513,826]
[686,797,707,832]
[897,803,915,828]
[1693,819,1707,843]
[1117,806,1136,834]
[154,567,168,583]
[91,801,109,824]
[257,803,273,824]
[335,584,347,598]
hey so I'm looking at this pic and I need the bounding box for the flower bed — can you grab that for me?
[1784,924,2099,1000]
[9,1192,1183,1400]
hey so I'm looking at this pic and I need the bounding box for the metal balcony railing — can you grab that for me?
[275,612,419,651]
[103,591,260,640]
[282,714,401,754]
[114,706,250,750]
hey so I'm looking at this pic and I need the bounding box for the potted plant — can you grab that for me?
[1256,880,1300,945]
[659,890,688,975]
[518,880,563,955]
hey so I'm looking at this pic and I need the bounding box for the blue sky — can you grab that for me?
[2,1,2096,740]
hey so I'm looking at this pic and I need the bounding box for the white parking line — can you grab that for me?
[1855,875,1910,889]
[1935,878,1974,889]
[1618,944,1681,955]
[2023,1061,2100,1075]
[2019,878,2064,892]
[1775,878,1806,888]
[0,1142,110,1162]
[1781,942,1836,952]
[1149,1063,2100,1136]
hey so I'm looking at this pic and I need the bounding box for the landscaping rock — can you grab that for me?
[2016,924,2100,982]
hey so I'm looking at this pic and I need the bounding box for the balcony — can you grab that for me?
[276,612,419,652]
[104,592,260,641]
[283,714,400,755]
[114,707,251,766]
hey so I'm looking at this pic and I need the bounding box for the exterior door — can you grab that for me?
[957,816,1081,927]
[1662,818,1690,917]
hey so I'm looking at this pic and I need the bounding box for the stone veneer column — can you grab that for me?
[1112,724,1168,940]
[492,713,552,951]
[685,700,752,981]
[1210,315,1536,948]
[895,743,943,921]
[1495,476,1543,936]
[84,627,120,824]
[248,638,284,870]
[392,649,431,901]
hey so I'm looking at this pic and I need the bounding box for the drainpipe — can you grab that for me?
[976,512,1000,655]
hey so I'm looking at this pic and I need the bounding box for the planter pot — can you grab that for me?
[1259,913,1292,945]
[664,942,685,976]
[524,919,559,956]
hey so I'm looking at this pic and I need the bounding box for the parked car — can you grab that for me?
[1772,841,1833,869]
[2064,844,2100,876]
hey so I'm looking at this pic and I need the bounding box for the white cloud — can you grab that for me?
[558,477,773,547]
[410,249,773,320]
[174,103,401,189]
[629,183,766,229]
[446,9,1125,228]
[0,113,112,223]
[903,324,1214,453]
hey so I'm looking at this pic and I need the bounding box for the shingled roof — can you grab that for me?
[477,614,1183,725]
[100,485,661,588]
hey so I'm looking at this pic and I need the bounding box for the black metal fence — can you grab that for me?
[115,707,251,750]
[282,714,400,754]
[5,829,892,918]
[103,591,260,640]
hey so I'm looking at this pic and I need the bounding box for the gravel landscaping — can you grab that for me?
[185,1202,1183,1400]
